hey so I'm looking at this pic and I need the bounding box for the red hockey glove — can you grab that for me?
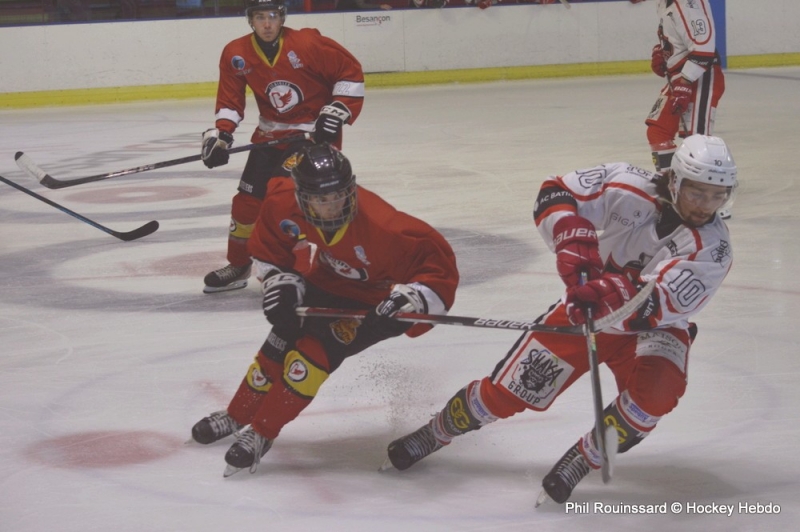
[650,44,667,77]
[565,274,636,325]
[668,77,694,116]
[553,216,603,288]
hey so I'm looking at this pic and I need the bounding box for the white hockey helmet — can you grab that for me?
[670,135,738,211]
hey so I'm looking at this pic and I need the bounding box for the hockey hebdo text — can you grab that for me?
[564,501,780,516]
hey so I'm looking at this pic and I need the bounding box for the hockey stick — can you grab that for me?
[558,0,571,9]
[297,279,656,336]
[0,174,159,242]
[580,272,618,485]
[15,132,311,190]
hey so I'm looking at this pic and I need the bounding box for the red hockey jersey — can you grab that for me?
[214,27,365,143]
[248,178,459,336]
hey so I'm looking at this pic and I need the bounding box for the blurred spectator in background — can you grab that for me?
[336,0,392,9]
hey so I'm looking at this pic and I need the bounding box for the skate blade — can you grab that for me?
[223,465,244,478]
[203,280,248,294]
[378,457,395,472]
[535,489,550,508]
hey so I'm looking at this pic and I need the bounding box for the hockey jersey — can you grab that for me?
[534,162,733,332]
[248,178,459,336]
[657,0,719,82]
[214,27,365,143]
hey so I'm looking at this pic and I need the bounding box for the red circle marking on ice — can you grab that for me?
[25,430,182,469]
[65,186,207,204]
[149,251,227,277]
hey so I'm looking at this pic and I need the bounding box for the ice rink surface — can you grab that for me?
[1,67,799,531]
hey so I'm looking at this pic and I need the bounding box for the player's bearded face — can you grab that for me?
[308,192,347,221]
[250,10,283,42]
[674,180,730,226]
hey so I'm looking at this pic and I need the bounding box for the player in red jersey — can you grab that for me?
[201,0,365,293]
[190,143,459,477]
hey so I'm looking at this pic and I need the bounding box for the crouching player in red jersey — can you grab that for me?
[190,143,459,477]
[383,135,737,505]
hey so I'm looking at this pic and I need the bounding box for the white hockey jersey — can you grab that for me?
[534,162,733,332]
[657,0,719,82]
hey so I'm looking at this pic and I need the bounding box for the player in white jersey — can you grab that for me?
[383,135,737,504]
[646,1,725,176]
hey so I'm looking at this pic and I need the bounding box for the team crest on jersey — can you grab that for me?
[287,50,303,69]
[266,80,304,114]
[320,251,369,281]
[281,152,302,172]
[499,345,574,409]
[279,219,301,238]
[329,318,360,345]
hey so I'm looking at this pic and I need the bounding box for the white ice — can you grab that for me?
[1,68,799,531]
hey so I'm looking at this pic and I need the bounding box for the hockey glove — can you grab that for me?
[262,272,306,333]
[668,77,694,116]
[364,284,428,338]
[553,216,603,288]
[650,44,667,77]
[201,128,233,169]
[314,102,351,144]
[565,273,636,326]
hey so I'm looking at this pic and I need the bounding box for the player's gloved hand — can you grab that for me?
[314,102,351,144]
[261,272,306,333]
[650,44,667,77]
[201,128,233,169]
[363,284,427,338]
[668,77,694,116]
[565,273,636,325]
[553,216,603,288]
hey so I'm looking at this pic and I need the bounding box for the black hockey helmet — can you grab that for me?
[292,143,357,231]
[245,0,286,18]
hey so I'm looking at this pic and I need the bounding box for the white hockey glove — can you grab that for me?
[201,128,233,169]
[364,283,429,338]
[314,102,351,144]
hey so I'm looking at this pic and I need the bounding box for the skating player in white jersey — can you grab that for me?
[382,135,737,505]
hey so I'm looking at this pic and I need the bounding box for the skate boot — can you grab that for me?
[223,426,273,477]
[191,410,243,445]
[384,421,444,471]
[203,263,251,294]
[539,441,593,504]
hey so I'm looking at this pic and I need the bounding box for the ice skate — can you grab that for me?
[203,263,251,294]
[223,426,272,477]
[190,410,243,445]
[538,441,592,504]
[383,421,444,471]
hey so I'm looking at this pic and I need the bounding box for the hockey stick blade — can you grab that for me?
[296,280,655,335]
[0,174,159,242]
[558,0,571,8]
[16,133,311,190]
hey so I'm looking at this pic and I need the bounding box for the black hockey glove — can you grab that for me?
[201,128,233,169]
[314,102,351,144]
[363,284,427,338]
[262,272,306,334]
